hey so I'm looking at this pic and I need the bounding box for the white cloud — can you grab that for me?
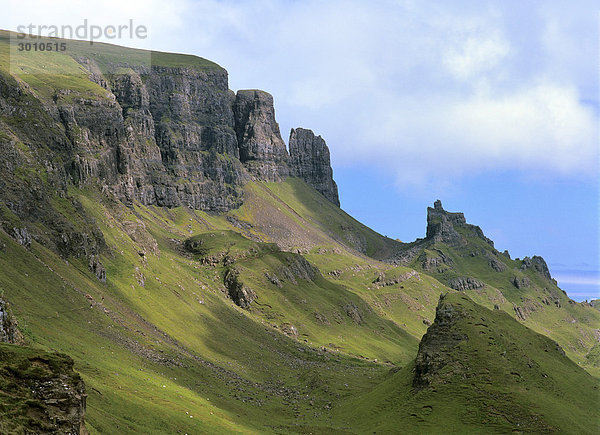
[443,32,510,81]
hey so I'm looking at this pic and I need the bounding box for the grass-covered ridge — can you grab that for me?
[0,30,598,432]
[2,177,597,432]
[337,293,600,433]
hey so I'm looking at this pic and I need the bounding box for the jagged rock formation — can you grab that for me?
[0,343,87,434]
[288,128,339,206]
[0,44,341,282]
[0,297,23,344]
[233,90,289,181]
[389,200,494,265]
[413,294,468,388]
[426,200,493,247]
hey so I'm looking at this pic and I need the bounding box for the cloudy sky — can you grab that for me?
[2,0,598,300]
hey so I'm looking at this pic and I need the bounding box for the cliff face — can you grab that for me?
[289,128,340,206]
[426,200,493,246]
[0,39,340,280]
[78,62,247,211]
[233,89,289,181]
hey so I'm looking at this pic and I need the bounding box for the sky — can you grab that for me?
[2,0,598,301]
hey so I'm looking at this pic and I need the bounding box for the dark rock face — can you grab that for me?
[426,200,464,244]
[413,294,468,388]
[0,298,23,344]
[224,269,256,309]
[448,276,485,291]
[107,66,247,211]
[426,200,493,247]
[0,344,87,434]
[520,256,552,281]
[387,200,496,266]
[288,128,339,206]
[233,90,290,181]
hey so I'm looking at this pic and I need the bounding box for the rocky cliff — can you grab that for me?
[233,89,289,181]
[289,128,340,206]
[0,35,340,279]
[0,343,88,434]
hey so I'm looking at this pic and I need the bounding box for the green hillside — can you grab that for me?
[0,30,598,433]
[338,293,600,433]
[391,201,600,376]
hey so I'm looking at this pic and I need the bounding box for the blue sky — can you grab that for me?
[2,0,598,300]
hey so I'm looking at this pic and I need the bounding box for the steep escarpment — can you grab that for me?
[0,69,107,275]
[233,89,289,181]
[0,33,341,279]
[288,128,339,206]
[80,62,247,211]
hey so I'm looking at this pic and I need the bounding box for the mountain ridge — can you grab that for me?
[0,32,598,433]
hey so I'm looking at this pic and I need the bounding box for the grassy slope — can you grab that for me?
[0,179,435,433]
[337,293,600,434]
[1,165,598,433]
[404,221,600,376]
[0,30,597,431]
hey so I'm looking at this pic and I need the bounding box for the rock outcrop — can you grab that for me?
[224,269,256,309]
[426,200,493,247]
[413,294,468,388]
[233,90,290,181]
[520,256,552,281]
[388,200,495,265]
[448,276,485,291]
[0,297,23,344]
[288,128,339,206]
[0,343,87,434]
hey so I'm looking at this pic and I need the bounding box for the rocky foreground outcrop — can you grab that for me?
[0,297,86,433]
[0,343,88,434]
[0,297,23,344]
